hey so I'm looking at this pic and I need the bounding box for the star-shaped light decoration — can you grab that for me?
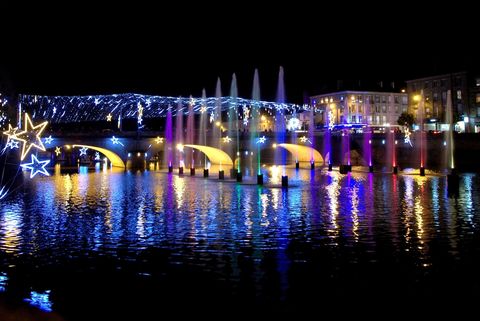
[20,154,50,178]
[3,124,18,142]
[52,107,57,114]
[94,98,100,105]
[106,113,112,122]
[222,136,232,143]
[200,106,207,114]
[79,146,88,156]
[404,127,413,147]
[95,152,100,160]
[155,136,164,144]
[300,136,312,144]
[111,136,124,146]
[256,136,267,144]
[44,135,53,145]
[7,140,19,149]
[14,113,48,160]
[55,146,61,156]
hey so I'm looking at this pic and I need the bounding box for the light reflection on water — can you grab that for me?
[0,168,479,316]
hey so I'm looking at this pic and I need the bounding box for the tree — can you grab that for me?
[397,112,415,128]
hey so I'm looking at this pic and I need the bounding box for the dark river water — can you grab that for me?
[1,167,479,319]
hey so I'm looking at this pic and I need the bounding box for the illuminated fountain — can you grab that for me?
[228,74,238,179]
[275,66,288,187]
[199,89,209,177]
[212,78,222,149]
[175,99,184,174]
[445,90,459,195]
[387,94,397,174]
[187,97,195,175]
[291,110,299,169]
[417,91,426,176]
[213,78,224,178]
[165,105,173,172]
[340,97,350,174]
[325,107,333,171]
[308,105,315,169]
[363,98,373,172]
[251,69,263,184]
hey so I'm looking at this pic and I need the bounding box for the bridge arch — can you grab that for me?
[184,144,233,166]
[277,143,324,164]
[72,145,125,168]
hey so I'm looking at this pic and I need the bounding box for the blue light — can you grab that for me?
[24,290,53,312]
[20,155,50,178]
[20,94,304,124]
[0,273,7,292]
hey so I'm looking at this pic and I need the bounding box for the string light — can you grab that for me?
[328,110,335,130]
[19,94,301,123]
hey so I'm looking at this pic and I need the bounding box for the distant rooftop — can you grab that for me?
[310,79,405,96]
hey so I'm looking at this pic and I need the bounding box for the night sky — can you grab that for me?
[1,2,477,103]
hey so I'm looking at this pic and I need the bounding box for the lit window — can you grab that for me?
[476,93,480,103]
[457,90,462,100]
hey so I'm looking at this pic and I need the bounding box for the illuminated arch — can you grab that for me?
[184,144,233,166]
[277,143,324,164]
[72,145,125,168]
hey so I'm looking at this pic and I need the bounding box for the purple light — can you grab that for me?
[165,105,173,167]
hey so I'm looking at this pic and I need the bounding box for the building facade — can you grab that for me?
[310,90,408,128]
[406,71,480,132]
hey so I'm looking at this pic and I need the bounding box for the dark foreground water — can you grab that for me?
[1,168,479,319]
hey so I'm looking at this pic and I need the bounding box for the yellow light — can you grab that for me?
[12,113,48,160]
[65,145,71,149]
[176,144,184,152]
[215,121,221,127]
[401,89,406,93]
[270,165,280,176]
[413,95,421,102]
[329,103,335,109]
[272,143,277,148]
[137,152,141,157]
[261,115,266,121]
